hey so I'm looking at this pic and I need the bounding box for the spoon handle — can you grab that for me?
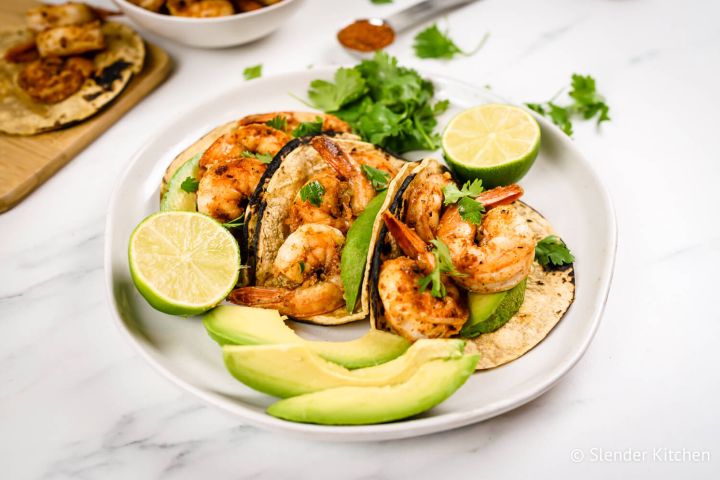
[385,0,478,33]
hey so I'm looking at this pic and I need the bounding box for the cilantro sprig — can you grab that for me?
[526,74,610,136]
[413,24,489,60]
[304,52,449,153]
[265,115,287,131]
[443,180,485,224]
[180,176,199,193]
[361,164,391,191]
[291,117,324,137]
[417,239,465,298]
[535,235,575,268]
[299,180,325,207]
[222,214,244,230]
[243,64,262,81]
[242,150,273,163]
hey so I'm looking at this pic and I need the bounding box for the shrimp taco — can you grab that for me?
[0,3,145,135]
[160,111,352,267]
[228,134,408,325]
[367,158,576,369]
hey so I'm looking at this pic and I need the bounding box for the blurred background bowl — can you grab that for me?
[112,0,304,48]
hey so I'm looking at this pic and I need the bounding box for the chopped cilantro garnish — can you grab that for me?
[442,180,485,224]
[417,239,465,298]
[299,180,325,207]
[265,115,287,131]
[243,64,262,80]
[291,117,324,137]
[361,164,391,191]
[413,24,489,60]
[180,176,199,193]
[526,73,610,136]
[242,150,273,163]
[535,235,575,268]
[222,214,244,230]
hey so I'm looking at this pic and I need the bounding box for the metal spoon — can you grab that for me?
[339,0,478,59]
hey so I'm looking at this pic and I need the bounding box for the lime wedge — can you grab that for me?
[443,104,541,187]
[128,211,240,316]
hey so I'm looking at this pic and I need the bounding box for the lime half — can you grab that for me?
[443,104,541,187]
[129,211,240,316]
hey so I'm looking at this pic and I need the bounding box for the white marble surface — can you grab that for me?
[1,0,719,477]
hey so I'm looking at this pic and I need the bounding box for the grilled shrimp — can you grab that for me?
[229,224,346,317]
[436,185,535,293]
[167,0,235,18]
[26,3,97,32]
[238,112,351,134]
[311,136,376,216]
[18,56,94,103]
[378,212,468,341]
[404,167,453,243]
[196,124,289,221]
[286,169,353,233]
[35,21,105,57]
[127,0,166,12]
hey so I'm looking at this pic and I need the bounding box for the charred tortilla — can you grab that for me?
[0,22,144,135]
[368,159,575,369]
[247,135,405,325]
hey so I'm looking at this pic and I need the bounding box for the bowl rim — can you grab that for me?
[112,0,299,24]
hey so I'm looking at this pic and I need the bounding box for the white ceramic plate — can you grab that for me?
[104,68,616,441]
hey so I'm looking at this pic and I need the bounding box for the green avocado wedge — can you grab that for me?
[341,190,387,313]
[223,339,464,398]
[203,305,410,369]
[160,152,202,212]
[461,279,527,337]
[267,354,479,425]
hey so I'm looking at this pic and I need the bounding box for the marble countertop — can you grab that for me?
[2,0,718,478]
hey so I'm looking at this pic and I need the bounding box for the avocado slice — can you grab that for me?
[341,190,387,313]
[267,354,479,425]
[461,279,527,338]
[223,339,464,398]
[160,152,202,212]
[203,305,410,369]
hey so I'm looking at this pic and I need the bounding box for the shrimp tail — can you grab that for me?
[476,184,524,209]
[383,212,434,266]
[311,136,355,180]
[228,287,287,307]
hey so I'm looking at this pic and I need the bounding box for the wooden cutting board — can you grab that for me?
[0,0,172,213]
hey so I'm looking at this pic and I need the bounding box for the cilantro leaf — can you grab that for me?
[180,176,199,193]
[433,99,450,115]
[222,214,244,230]
[291,116,324,137]
[299,180,325,207]
[548,102,574,136]
[417,239,465,298]
[361,164,391,191]
[413,24,463,59]
[526,73,610,136]
[265,115,287,131]
[371,0,392,3]
[242,150,273,164]
[535,235,575,268]
[243,64,262,81]
[299,261,305,273]
[457,196,485,224]
[443,179,484,205]
[308,68,367,112]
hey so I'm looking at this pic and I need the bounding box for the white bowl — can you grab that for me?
[112,0,304,48]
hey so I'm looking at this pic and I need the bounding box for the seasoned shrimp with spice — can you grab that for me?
[17,56,94,103]
[436,184,535,293]
[35,21,105,57]
[166,0,235,18]
[286,169,353,233]
[196,124,289,221]
[404,166,453,243]
[378,212,468,341]
[229,224,346,318]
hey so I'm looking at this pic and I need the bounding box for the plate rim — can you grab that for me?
[103,67,617,441]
